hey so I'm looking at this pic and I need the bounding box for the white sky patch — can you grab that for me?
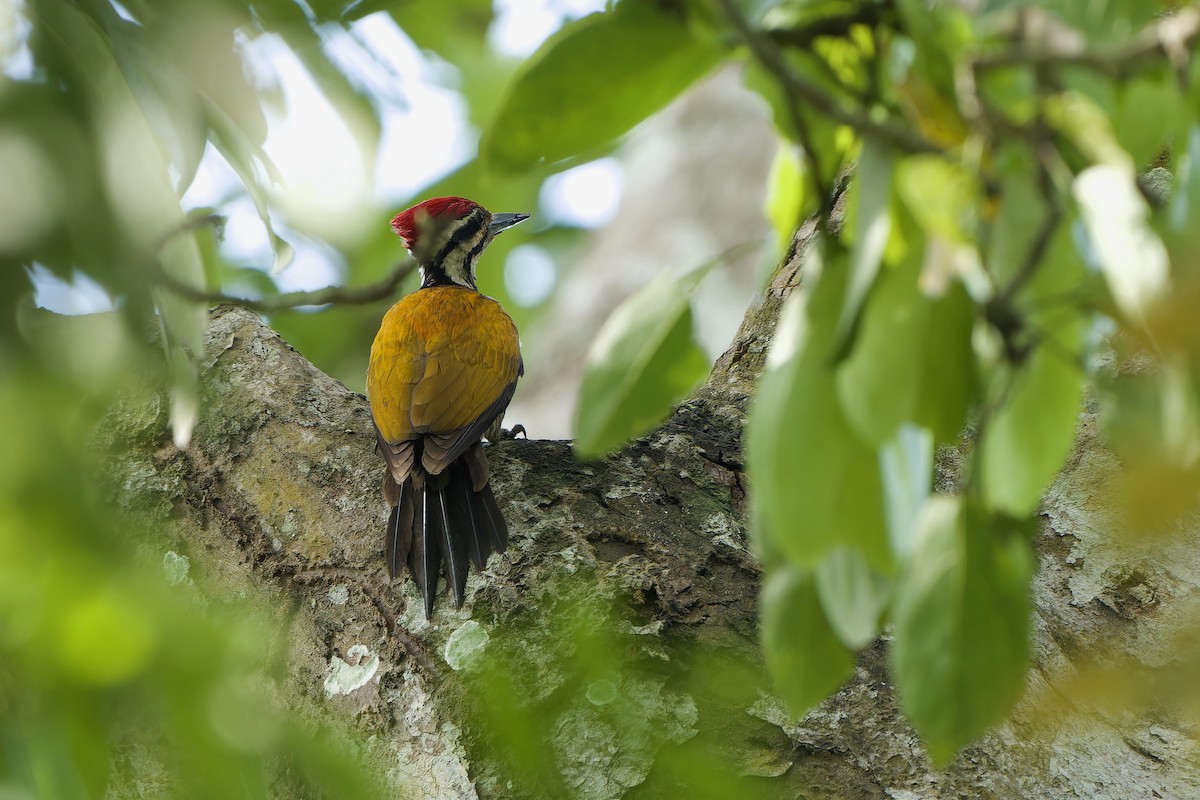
[256,33,373,242]
[219,196,274,264]
[350,13,474,197]
[505,244,557,307]
[181,143,244,209]
[273,239,343,294]
[489,0,607,57]
[29,265,117,314]
[540,158,623,228]
[1,0,33,80]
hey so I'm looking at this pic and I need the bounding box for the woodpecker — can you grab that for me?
[367,197,528,619]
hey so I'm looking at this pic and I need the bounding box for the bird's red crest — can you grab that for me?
[391,196,481,250]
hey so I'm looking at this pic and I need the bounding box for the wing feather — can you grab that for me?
[369,286,520,474]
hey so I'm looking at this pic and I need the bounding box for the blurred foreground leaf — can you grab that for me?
[574,269,711,457]
[747,245,891,569]
[0,339,384,798]
[890,496,1034,764]
[482,3,725,170]
[761,566,854,717]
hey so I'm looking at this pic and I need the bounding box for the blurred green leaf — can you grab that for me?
[1113,71,1185,169]
[979,322,1085,516]
[890,496,1033,764]
[814,547,891,650]
[984,150,1048,290]
[207,106,295,274]
[837,241,974,446]
[879,423,933,560]
[0,356,386,799]
[1168,124,1200,233]
[747,244,891,569]
[761,566,855,717]
[764,141,808,264]
[483,3,725,170]
[574,269,711,456]
[892,0,971,147]
[742,58,848,189]
[1045,91,1131,168]
[895,155,978,244]
[38,0,208,448]
[836,138,893,350]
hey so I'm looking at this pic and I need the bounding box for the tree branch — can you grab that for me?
[971,6,1200,75]
[154,258,418,312]
[765,3,890,50]
[715,0,943,157]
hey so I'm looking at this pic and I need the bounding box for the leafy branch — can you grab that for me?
[714,0,942,159]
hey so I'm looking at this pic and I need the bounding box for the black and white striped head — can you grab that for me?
[391,196,529,290]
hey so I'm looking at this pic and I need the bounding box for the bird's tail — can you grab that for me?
[385,459,508,619]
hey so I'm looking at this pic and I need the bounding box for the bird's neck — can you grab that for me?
[418,209,490,290]
[420,252,478,290]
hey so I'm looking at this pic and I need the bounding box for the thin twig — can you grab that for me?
[971,6,1200,76]
[155,258,418,312]
[766,3,889,50]
[716,0,942,157]
[995,155,1062,307]
[156,209,417,311]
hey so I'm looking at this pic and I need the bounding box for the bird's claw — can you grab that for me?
[501,424,527,440]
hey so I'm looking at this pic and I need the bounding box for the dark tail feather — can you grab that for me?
[386,481,415,579]
[477,481,509,553]
[434,473,469,609]
[453,466,490,571]
[391,461,509,619]
[411,483,442,619]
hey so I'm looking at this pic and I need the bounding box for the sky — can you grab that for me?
[22,0,619,314]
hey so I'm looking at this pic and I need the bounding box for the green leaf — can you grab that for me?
[483,4,725,171]
[41,0,207,449]
[1168,124,1200,233]
[984,150,1048,290]
[1045,91,1131,168]
[979,323,1085,516]
[890,496,1034,764]
[835,139,893,350]
[761,566,855,717]
[879,423,933,560]
[1114,71,1185,169]
[573,271,711,456]
[814,547,891,650]
[895,156,979,244]
[764,141,808,264]
[837,243,974,446]
[206,105,293,273]
[742,59,848,189]
[747,244,892,569]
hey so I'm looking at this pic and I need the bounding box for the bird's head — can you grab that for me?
[391,196,529,290]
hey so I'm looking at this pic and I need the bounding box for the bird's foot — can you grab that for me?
[500,424,527,440]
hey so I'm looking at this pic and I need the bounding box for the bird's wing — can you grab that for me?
[368,288,520,479]
[410,294,520,473]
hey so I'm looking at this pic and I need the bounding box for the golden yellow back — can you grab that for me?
[368,286,521,448]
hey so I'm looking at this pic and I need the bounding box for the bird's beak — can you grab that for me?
[489,213,530,235]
